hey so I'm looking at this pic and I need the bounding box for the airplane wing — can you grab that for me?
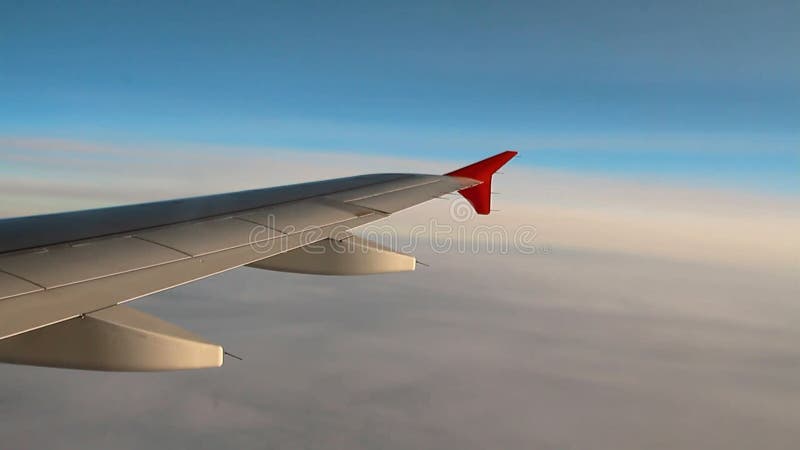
[0,151,517,371]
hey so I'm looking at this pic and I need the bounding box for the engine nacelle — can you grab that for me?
[0,305,223,371]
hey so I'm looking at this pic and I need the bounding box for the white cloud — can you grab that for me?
[0,250,797,449]
[1,136,797,272]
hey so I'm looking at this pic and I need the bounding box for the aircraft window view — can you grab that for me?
[0,1,798,449]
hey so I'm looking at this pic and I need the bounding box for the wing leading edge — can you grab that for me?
[0,151,517,371]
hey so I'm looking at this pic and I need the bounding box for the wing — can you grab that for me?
[0,151,517,371]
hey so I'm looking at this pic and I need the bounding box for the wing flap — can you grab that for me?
[238,198,373,233]
[0,271,42,300]
[138,216,282,257]
[0,236,189,289]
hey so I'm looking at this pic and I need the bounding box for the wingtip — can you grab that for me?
[445,150,518,179]
[445,151,518,215]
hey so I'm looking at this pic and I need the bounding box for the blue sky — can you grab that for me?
[1,0,797,193]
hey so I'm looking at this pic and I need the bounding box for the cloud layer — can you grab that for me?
[1,250,798,449]
[0,137,798,449]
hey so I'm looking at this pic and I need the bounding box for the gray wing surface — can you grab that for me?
[0,172,479,370]
[0,151,516,371]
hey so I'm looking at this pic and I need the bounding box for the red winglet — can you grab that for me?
[445,150,518,215]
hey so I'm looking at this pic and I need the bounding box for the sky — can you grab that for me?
[1,1,799,449]
[1,0,798,193]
